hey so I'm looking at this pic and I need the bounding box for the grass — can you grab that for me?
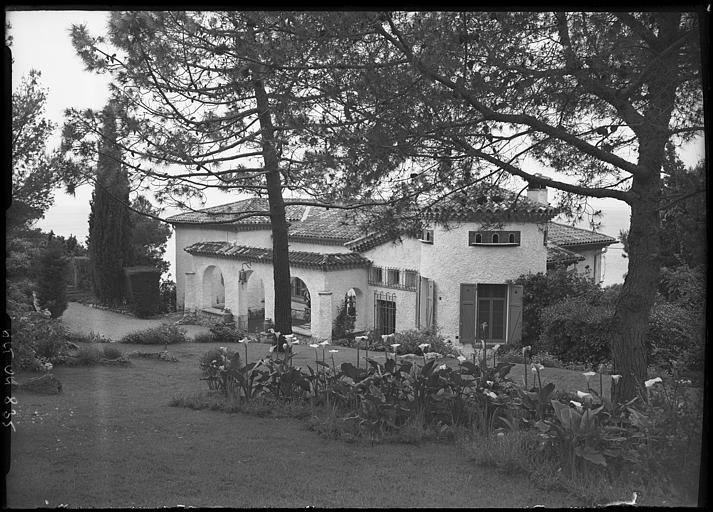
[8,339,583,508]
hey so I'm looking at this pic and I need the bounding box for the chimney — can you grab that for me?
[527,173,548,205]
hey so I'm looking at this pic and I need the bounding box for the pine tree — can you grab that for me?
[87,102,132,305]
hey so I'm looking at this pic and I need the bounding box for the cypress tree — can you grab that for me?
[87,102,132,305]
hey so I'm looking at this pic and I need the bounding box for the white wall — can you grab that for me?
[419,221,547,344]
[174,225,273,309]
[572,247,604,284]
[361,237,421,270]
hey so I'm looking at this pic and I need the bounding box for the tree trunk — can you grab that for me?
[252,77,293,344]
[611,172,662,402]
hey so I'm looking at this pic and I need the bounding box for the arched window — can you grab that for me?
[509,233,515,243]
[475,233,482,244]
[492,233,499,243]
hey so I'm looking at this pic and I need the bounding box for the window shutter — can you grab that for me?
[426,278,435,328]
[507,284,523,344]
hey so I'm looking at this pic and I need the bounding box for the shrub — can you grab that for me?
[514,268,601,349]
[159,278,177,313]
[67,331,113,344]
[391,327,460,357]
[538,296,614,365]
[646,302,701,373]
[75,345,103,365]
[35,238,70,318]
[102,345,123,360]
[124,268,161,318]
[119,324,188,345]
[209,323,244,344]
[332,303,355,340]
[193,332,216,343]
[11,311,68,370]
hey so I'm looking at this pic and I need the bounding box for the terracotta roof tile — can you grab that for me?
[546,242,585,267]
[166,198,305,225]
[184,241,371,271]
[547,222,617,247]
[421,187,558,222]
[288,207,365,242]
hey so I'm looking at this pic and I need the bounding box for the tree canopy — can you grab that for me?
[10,70,61,231]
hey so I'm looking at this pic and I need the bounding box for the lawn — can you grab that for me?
[7,337,587,508]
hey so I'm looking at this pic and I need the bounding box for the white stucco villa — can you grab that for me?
[166,182,616,349]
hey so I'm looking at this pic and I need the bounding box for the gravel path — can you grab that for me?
[60,302,211,341]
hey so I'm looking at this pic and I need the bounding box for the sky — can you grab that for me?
[7,9,706,286]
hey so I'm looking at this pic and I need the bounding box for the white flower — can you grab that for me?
[355,336,368,342]
[532,363,544,372]
[457,355,467,363]
[381,334,391,342]
[291,340,300,345]
[582,371,596,382]
[438,364,447,371]
[329,349,339,353]
[570,400,583,412]
[576,390,593,400]
[496,432,505,438]
[484,391,498,399]
[238,338,249,344]
[219,346,227,352]
[218,365,225,371]
[418,343,430,350]
[390,343,401,350]
[269,346,275,353]
[611,374,622,383]
[211,360,217,364]
[309,344,320,349]
[282,343,288,350]
[319,340,330,346]
[522,345,531,355]
[645,377,663,388]
[492,344,501,352]
[676,379,692,385]
[486,380,494,387]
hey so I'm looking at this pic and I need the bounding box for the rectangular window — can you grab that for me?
[404,270,418,290]
[476,284,508,342]
[375,299,396,335]
[369,266,383,285]
[387,268,401,286]
[420,229,434,244]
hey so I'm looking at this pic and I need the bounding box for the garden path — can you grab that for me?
[60,302,211,341]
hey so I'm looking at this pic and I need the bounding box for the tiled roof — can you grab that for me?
[288,206,366,243]
[344,231,397,252]
[546,242,585,267]
[547,222,617,248]
[166,198,305,225]
[421,187,558,222]
[184,241,371,271]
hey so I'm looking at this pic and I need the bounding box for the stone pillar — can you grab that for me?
[314,291,333,341]
[184,272,196,312]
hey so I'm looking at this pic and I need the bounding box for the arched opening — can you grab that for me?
[492,233,499,244]
[290,277,311,334]
[202,265,225,309]
[245,272,265,333]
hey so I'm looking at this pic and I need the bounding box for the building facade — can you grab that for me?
[167,185,615,348]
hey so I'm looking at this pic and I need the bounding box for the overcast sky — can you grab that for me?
[7,9,706,285]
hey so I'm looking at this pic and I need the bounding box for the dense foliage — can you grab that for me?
[118,324,189,345]
[514,268,600,348]
[191,343,702,504]
[127,195,172,274]
[9,70,60,232]
[124,268,161,318]
[35,237,70,318]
